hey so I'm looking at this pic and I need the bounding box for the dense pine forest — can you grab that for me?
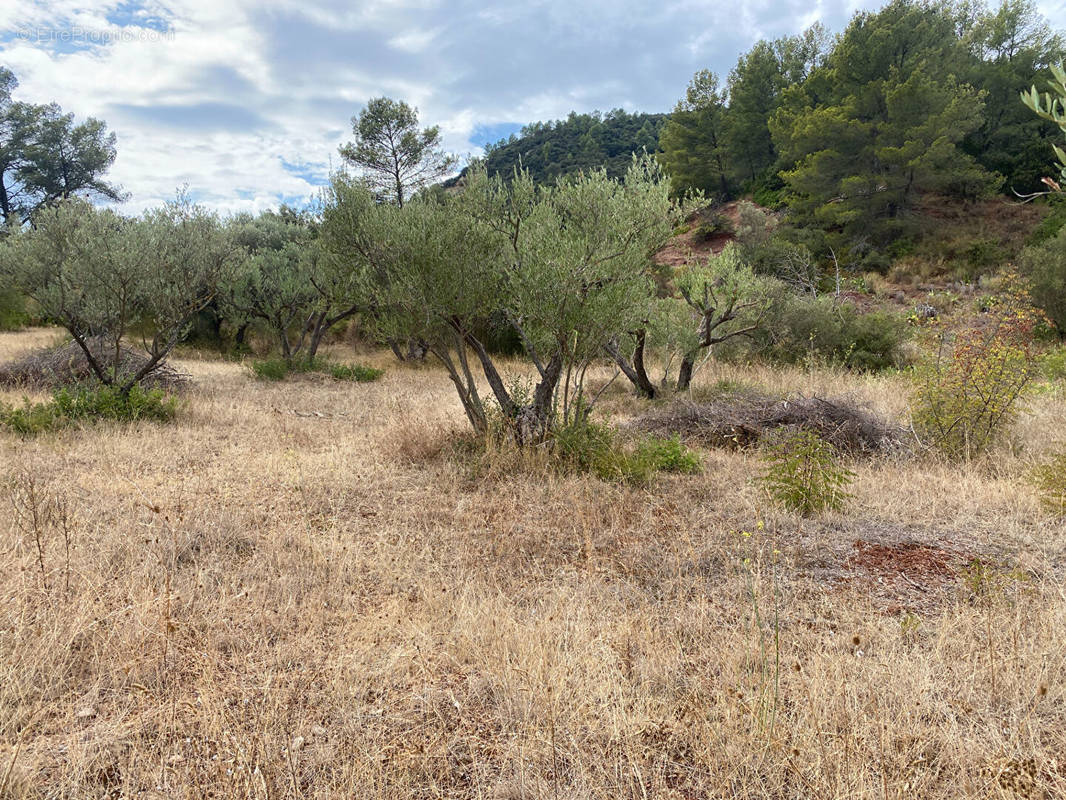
[451,0,1065,276]
[447,110,667,185]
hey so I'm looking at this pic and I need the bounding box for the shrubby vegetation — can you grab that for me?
[0,287,28,331]
[0,384,177,435]
[911,276,1044,459]
[758,428,855,513]
[0,196,237,394]
[755,293,911,371]
[250,356,382,383]
[552,417,702,485]
[1019,227,1066,332]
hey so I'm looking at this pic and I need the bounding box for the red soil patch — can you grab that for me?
[845,539,969,615]
[654,201,745,269]
[848,540,960,580]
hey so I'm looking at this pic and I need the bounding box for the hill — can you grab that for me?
[449,109,666,186]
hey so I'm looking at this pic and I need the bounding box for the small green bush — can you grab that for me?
[328,363,384,382]
[953,238,1006,280]
[0,288,28,331]
[757,428,854,514]
[0,384,177,435]
[751,186,783,209]
[693,212,734,242]
[551,417,702,485]
[634,434,703,474]
[1028,197,1066,246]
[1040,347,1066,381]
[251,356,384,382]
[251,358,290,380]
[1019,227,1066,334]
[1031,452,1066,515]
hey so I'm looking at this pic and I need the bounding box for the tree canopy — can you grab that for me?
[654,0,1064,252]
[0,67,124,227]
[448,109,668,187]
[339,97,457,207]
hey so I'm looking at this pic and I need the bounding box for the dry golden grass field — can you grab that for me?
[1,327,1064,799]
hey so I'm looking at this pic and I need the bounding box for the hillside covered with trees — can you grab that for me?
[447,109,666,186]
[656,0,1064,254]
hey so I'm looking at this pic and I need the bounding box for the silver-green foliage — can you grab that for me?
[1022,64,1066,187]
[0,196,236,391]
[323,154,680,441]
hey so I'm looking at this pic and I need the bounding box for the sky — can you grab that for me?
[4,0,1066,214]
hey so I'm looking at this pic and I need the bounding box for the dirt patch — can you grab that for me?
[849,540,960,580]
[845,539,970,615]
[654,201,745,269]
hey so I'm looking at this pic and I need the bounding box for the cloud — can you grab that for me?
[4,0,1066,214]
[109,100,276,132]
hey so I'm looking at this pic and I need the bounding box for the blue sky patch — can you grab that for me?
[469,122,524,152]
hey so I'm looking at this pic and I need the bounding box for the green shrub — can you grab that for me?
[0,384,177,435]
[551,417,701,485]
[911,278,1041,460]
[0,401,61,435]
[327,363,384,382]
[693,212,734,242]
[756,293,909,371]
[251,358,290,380]
[751,185,783,209]
[0,288,28,331]
[251,356,384,382]
[634,434,703,474]
[1019,227,1066,334]
[1032,452,1066,515]
[757,428,854,514]
[1040,347,1066,381]
[1027,197,1066,246]
[551,416,638,482]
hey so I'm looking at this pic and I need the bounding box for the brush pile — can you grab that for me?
[0,337,189,392]
[630,392,904,455]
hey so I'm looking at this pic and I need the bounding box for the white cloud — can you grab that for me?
[387,27,440,53]
[4,0,1066,214]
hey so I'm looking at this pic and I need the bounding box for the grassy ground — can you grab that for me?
[1,328,1064,799]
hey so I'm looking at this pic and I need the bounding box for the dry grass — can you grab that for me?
[1,329,1064,799]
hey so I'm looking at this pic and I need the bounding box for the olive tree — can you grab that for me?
[324,154,680,442]
[0,197,236,392]
[608,243,771,397]
[221,205,372,363]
